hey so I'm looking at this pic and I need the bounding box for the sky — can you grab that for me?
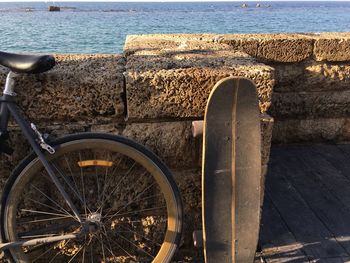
[1,0,350,2]
[0,0,350,3]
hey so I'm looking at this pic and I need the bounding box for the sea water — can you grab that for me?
[0,1,350,54]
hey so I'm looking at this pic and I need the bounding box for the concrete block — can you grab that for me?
[0,54,125,123]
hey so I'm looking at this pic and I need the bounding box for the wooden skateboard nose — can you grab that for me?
[202,77,261,263]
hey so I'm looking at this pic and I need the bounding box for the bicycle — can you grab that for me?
[0,51,183,262]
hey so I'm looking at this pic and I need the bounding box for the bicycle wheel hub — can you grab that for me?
[87,212,102,223]
[85,212,102,233]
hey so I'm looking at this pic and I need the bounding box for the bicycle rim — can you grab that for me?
[1,134,182,263]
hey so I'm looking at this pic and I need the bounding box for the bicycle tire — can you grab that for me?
[0,133,183,263]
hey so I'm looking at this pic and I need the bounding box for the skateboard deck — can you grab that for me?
[202,77,261,263]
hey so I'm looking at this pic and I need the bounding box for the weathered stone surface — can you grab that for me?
[273,62,350,93]
[272,118,350,143]
[0,123,88,195]
[91,121,198,169]
[219,34,314,62]
[216,34,259,57]
[124,34,229,55]
[121,121,197,169]
[261,113,274,165]
[0,54,125,123]
[314,32,350,62]
[269,90,350,120]
[172,169,202,259]
[126,49,274,119]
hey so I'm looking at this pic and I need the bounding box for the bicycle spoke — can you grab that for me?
[20,209,75,220]
[30,183,73,218]
[4,136,181,262]
[119,224,162,247]
[105,181,156,220]
[32,241,62,263]
[17,215,75,225]
[115,231,155,259]
[96,161,137,213]
[101,226,119,262]
[27,198,69,216]
[51,162,86,209]
[101,227,134,259]
[106,206,167,220]
[97,157,123,205]
[64,154,81,198]
[79,152,91,216]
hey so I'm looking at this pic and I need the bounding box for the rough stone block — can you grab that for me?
[0,123,89,195]
[0,54,125,123]
[272,118,350,143]
[314,33,350,62]
[90,121,198,169]
[273,62,350,93]
[219,34,314,62]
[122,121,197,169]
[216,34,259,57]
[261,113,274,165]
[125,49,274,119]
[269,90,350,120]
[124,34,229,55]
[172,169,201,252]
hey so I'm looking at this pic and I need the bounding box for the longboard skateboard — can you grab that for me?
[202,77,261,263]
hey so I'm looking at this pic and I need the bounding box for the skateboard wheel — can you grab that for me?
[191,120,204,138]
[192,230,203,248]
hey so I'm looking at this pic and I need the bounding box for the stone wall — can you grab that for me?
[1,33,347,260]
[216,32,350,143]
[124,33,350,144]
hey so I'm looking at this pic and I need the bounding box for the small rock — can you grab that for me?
[48,6,60,12]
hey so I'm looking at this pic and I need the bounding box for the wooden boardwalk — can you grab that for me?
[257,144,350,263]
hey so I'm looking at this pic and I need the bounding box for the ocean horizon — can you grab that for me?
[0,1,349,54]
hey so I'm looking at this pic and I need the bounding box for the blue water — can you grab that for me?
[0,1,350,54]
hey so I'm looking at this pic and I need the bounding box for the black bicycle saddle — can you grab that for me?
[0,51,55,74]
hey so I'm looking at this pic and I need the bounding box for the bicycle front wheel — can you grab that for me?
[1,133,183,263]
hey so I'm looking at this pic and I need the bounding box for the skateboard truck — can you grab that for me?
[191,120,204,138]
[192,230,203,248]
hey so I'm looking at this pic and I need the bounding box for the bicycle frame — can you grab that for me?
[0,72,85,251]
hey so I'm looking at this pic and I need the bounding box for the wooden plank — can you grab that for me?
[277,147,350,256]
[308,144,350,209]
[265,148,348,259]
[317,257,350,263]
[259,195,308,263]
[312,144,350,180]
[337,144,350,158]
